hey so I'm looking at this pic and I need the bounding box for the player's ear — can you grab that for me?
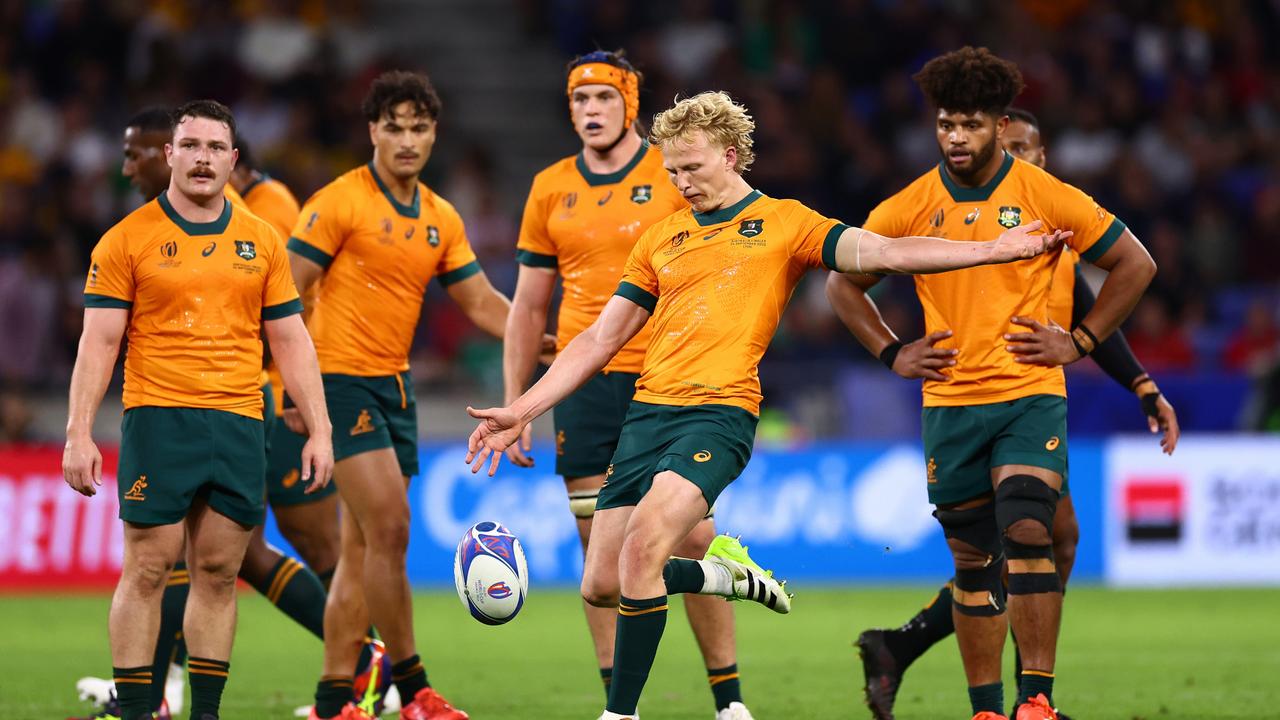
[368,121,378,147]
[164,143,174,166]
[724,145,737,172]
[995,114,1010,137]
[231,147,239,170]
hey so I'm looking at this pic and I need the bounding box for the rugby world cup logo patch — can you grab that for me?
[235,240,256,261]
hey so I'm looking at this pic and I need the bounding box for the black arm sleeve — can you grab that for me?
[1071,264,1146,390]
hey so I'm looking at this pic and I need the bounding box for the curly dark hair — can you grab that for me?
[913,47,1025,115]
[173,99,236,144]
[362,70,442,123]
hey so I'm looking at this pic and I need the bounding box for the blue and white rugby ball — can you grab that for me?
[453,521,529,625]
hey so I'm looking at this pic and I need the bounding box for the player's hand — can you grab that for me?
[283,407,307,435]
[504,422,536,468]
[63,433,103,497]
[539,333,558,365]
[892,330,958,381]
[1144,392,1180,455]
[300,431,334,493]
[465,405,526,477]
[1004,317,1080,366]
[988,221,1072,264]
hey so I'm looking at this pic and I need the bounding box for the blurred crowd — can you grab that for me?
[1,0,1278,441]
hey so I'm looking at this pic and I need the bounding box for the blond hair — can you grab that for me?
[650,91,755,173]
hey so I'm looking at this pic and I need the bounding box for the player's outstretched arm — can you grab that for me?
[265,314,334,491]
[466,294,651,476]
[501,265,557,468]
[834,220,1070,275]
[825,272,958,381]
[64,307,128,497]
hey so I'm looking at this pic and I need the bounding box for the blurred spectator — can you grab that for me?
[1223,301,1279,375]
[1125,297,1197,372]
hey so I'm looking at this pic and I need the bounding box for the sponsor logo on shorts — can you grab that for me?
[927,457,938,483]
[693,451,712,463]
[630,185,652,204]
[487,581,513,599]
[124,475,148,501]
[603,464,614,486]
[556,430,565,456]
[350,409,375,436]
[282,469,300,489]
[998,206,1022,229]
[1045,436,1060,451]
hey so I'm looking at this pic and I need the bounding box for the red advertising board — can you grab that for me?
[0,445,123,590]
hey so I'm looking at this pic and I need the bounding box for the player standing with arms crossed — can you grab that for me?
[467,90,1068,720]
[503,50,755,720]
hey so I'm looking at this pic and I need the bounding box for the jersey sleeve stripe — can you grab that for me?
[83,293,132,309]
[287,237,334,268]
[515,249,558,268]
[1080,218,1126,264]
[263,298,304,320]
[615,281,657,313]
[438,260,482,286]
[822,222,851,271]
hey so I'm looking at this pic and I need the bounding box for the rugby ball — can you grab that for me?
[453,521,529,625]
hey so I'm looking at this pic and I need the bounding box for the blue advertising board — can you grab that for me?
[262,440,1105,586]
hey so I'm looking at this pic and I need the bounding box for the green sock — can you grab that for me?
[600,667,613,698]
[662,558,705,593]
[1018,671,1054,707]
[149,562,190,710]
[316,567,336,591]
[883,580,954,667]
[391,654,429,703]
[606,595,669,715]
[249,556,326,639]
[314,676,353,718]
[113,666,153,720]
[188,656,230,718]
[706,663,742,711]
[968,681,1004,715]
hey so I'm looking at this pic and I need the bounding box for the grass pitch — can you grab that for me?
[5,586,1278,719]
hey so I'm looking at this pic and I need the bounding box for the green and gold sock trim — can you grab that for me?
[112,666,152,685]
[265,557,306,604]
[189,656,230,678]
[618,600,669,616]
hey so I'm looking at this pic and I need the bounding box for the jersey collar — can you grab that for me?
[157,190,232,236]
[937,150,1014,203]
[367,162,421,219]
[692,189,762,227]
[575,140,649,187]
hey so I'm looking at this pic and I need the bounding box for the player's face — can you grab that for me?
[369,102,436,181]
[165,116,237,202]
[936,109,1007,181]
[660,131,738,213]
[571,84,627,151]
[122,127,173,200]
[1001,119,1045,168]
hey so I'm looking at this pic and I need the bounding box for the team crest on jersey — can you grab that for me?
[997,206,1022,229]
[235,240,256,261]
[630,185,652,204]
[738,219,764,237]
[426,225,440,247]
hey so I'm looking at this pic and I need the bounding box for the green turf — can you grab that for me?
[6,586,1278,719]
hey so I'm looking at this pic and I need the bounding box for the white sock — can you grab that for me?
[696,559,734,596]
